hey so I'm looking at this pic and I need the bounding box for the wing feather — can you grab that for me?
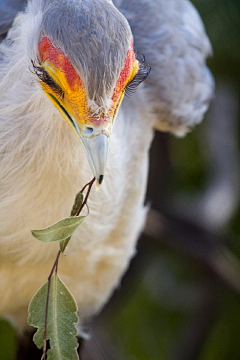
[0,0,27,40]
[114,0,214,135]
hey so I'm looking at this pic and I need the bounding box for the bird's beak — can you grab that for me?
[46,92,113,189]
[75,128,109,189]
[69,116,114,189]
[38,36,139,189]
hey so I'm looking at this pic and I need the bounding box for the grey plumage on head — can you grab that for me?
[1,0,214,133]
[40,0,132,110]
[0,0,27,40]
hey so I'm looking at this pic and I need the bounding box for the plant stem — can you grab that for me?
[42,250,61,359]
[80,177,95,194]
[42,177,95,358]
[77,177,95,216]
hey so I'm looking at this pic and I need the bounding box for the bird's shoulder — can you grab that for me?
[114,0,214,136]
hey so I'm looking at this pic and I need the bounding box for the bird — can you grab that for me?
[0,0,214,354]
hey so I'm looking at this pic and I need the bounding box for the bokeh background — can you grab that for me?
[1,0,240,359]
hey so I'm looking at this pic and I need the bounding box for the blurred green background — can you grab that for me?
[94,1,240,359]
[1,0,240,359]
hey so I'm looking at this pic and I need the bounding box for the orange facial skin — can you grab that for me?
[38,37,139,137]
[112,41,139,103]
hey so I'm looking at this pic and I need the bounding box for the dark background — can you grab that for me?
[1,0,240,359]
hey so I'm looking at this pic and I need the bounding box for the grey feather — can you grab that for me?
[0,0,27,40]
[113,0,214,135]
[1,0,132,108]
[1,0,214,133]
[39,0,132,107]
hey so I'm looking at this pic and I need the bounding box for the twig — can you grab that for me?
[42,177,95,359]
[80,177,95,195]
[77,177,95,216]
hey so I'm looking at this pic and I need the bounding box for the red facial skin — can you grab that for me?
[38,37,138,131]
[39,37,83,91]
[39,37,137,99]
[112,41,136,103]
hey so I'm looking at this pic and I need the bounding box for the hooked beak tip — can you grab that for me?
[79,133,109,190]
[98,175,104,185]
[96,174,104,191]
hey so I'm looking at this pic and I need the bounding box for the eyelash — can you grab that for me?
[125,53,151,96]
[31,54,150,101]
[31,60,64,100]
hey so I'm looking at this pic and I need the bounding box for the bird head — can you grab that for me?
[31,0,150,187]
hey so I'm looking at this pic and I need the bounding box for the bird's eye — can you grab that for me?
[124,53,151,97]
[31,60,64,99]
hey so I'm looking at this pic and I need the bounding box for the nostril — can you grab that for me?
[83,127,94,137]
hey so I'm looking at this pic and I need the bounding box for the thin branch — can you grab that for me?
[80,177,96,195]
[77,177,95,216]
[42,177,95,359]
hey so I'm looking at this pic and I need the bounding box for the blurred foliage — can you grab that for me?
[170,126,206,194]
[101,248,205,360]
[103,1,240,359]
[193,0,240,79]
[199,289,240,360]
[1,1,240,359]
[0,320,15,360]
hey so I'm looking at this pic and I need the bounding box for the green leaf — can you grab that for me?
[70,191,84,217]
[31,216,85,243]
[28,273,79,360]
[60,236,71,254]
[60,191,84,253]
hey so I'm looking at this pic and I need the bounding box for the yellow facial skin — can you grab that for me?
[38,37,139,139]
[40,61,94,138]
[110,58,139,123]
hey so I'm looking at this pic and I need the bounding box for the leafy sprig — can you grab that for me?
[28,177,96,359]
